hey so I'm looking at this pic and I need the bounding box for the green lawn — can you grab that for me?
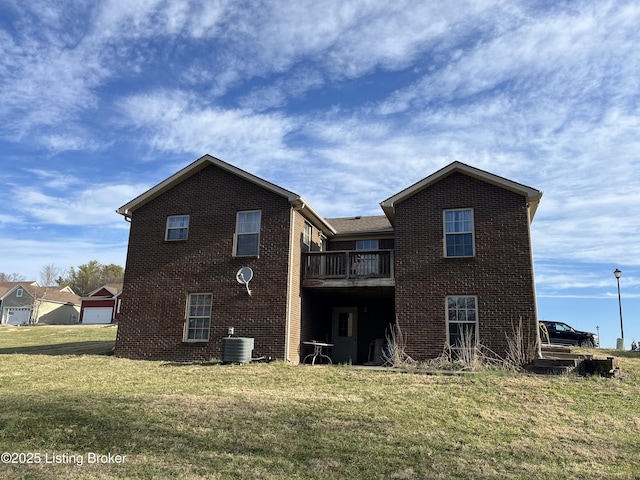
[0,325,117,355]
[1,325,639,479]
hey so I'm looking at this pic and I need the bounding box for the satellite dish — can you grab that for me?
[236,267,254,296]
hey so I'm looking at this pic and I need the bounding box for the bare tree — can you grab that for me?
[0,272,26,282]
[28,264,67,324]
[39,264,65,287]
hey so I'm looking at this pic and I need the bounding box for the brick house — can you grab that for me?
[115,154,542,364]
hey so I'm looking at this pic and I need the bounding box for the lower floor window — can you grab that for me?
[184,293,212,341]
[446,296,478,348]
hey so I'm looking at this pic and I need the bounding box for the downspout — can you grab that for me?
[527,203,543,360]
[284,205,298,363]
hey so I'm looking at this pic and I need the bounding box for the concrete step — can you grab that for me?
[531,358,579,368]
[524,364,574,375]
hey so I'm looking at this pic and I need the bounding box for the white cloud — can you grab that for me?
[118,90,299,169]
[0,235,129,280]
[14,183,146,227]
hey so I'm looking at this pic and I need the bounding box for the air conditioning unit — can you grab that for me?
[221,337,254,363]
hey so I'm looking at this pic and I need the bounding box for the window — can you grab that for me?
[16,287,23,298]
[166,215,189,241]
[234,210,261,256]
[356,240,378,250]
[303,222,312,252]
[337,311,354,337]
[446,296,478,348]
[184,293,212,342]
[444,209,474,257]
[354,239,379,275]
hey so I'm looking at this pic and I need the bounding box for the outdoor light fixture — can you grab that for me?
[614,268,624,349]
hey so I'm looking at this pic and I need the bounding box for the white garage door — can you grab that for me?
[83,307,113,324]
[3,307,31,325]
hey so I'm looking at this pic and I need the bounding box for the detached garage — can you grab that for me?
[79,284,122,325]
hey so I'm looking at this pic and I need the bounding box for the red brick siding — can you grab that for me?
[115,164,293,362]
[394,172,537,361]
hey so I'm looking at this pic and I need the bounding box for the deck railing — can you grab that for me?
[303,250,394,280]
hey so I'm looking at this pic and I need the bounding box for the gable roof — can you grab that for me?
[0,283,80,305]
[116,154,336,236]
[380,161,543,224]
[0,282,38,300]
[86,283,123,298]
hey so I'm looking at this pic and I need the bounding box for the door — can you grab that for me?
[82,307,113,324]
[3,307,31,325]
[332,307,358,363]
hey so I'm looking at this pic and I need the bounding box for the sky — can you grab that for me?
[0,0,638,348]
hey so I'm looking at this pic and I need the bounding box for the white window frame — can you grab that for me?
[443,208,475,257]
[303,222,312,252]
[16,287,23,298]
[165,215,190,241]
[184,293,213,342]
[233,210,261,257]
[445,296,479,348]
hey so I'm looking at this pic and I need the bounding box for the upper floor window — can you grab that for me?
[303,222,312,252]
[446,296,478,348]
[16,287,23,298]
[444,209,474,257]
[354,240,379,275]
[356,240,378,250]
[184,293,212,342]
[234,210,261,257]
[166,215,189,241]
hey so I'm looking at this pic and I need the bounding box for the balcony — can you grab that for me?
[302,250,395,288]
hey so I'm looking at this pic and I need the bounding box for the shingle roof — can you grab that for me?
[326,216,393,235]
[31,286,81,305]
[0,281,38,298]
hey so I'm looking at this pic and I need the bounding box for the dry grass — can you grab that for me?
[1,325,639,479]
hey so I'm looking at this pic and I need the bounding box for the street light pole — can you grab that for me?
[614,269,624,349]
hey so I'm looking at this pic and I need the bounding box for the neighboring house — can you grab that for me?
[79,284,123,324]
[0,281,39,325]
[0,283,81,325]
[115,154,542,364]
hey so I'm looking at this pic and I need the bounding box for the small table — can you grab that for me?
[303,341,334,365]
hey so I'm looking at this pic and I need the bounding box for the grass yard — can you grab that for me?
[0,326,639,479]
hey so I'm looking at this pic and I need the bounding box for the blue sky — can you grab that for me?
[1,1,638,348]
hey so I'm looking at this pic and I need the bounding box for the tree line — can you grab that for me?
[0,261,124,297]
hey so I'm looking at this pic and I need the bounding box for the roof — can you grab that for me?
[380,161,543,224]
[0,281,38,299]
[86,283,123,298]
[0,283,80,305]
[31,286,81,306]
[326,216,393,235]
[117,154,336,236]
